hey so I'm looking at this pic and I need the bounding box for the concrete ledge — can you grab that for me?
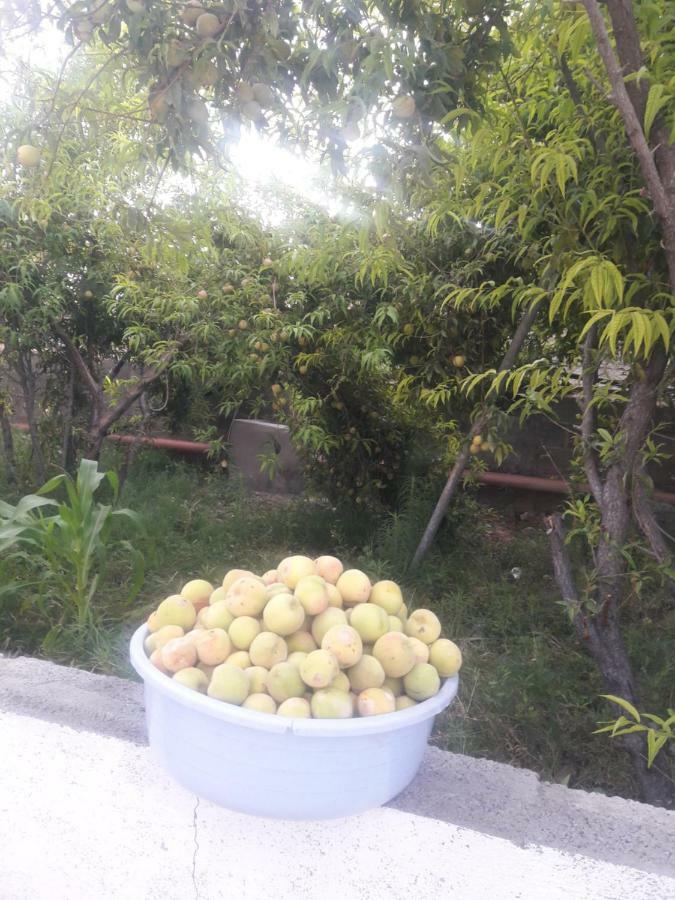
[2,654,674,880]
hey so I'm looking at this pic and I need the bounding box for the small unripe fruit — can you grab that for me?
[315,555,344,584]
[392,94,416,118]
[452,354,465,368]
[244,666,268,694]
[347,654,385,692]
[325,584,343,608]
[405,609,442,645]
[336,569,371,605]
[263,593,306,636]
[199,600,234,630]
[277,697,311,717]
[299,649,339,689]
[287,651,309,667]
[403,663,441,701]
[277,555,317,588]
[208,664,249,704]
[286,630,318,653]
[252,82,274,106]
[198,61,219,87]
[195,12,221,38]
[321,625,363,668]
[372,632,416,678]
[396,695,418,711]
[181,1,207,26]
[311,607,347,645]
[382,676,404,697]
[266,661,305,703]
[153,595,197,631]
[144,624,184,654]
[222,568,257,593]
[294,575,329,615]
[181,578,213,612]
[408,636,430,664]
[330,671,351,692]
[150,648,170,674]
[429,639,462,677]
[242,693,277,714]
[196,628,232,666]
[228,616,261,650]
[208,586,228,606]
[225,650,251,669]
[249,631,288,668]
[161,637,198,672]
[311,688,354,719]
[226,576,268,617]
[369,580,404,615]
[357,687,396,716]
[350,603,389,643]
[173,667,208,692]
[388,616,403,633]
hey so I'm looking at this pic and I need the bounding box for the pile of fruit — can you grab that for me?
[143,555,462,719]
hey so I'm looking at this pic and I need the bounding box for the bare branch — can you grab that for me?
[97,352,173,435]
[410,300,542,569]
[54,324,101,405]
[579,324,603,502]
[108,351,131,381]
[632,470,675,595]
[546,513,581,608]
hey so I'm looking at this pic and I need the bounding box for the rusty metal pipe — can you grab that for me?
[10,421,675,504]
[471,469,675,505]
[105,433,212,454]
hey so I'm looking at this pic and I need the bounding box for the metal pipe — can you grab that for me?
[10,421,675,504]
[105,433,212,454]
[471,469,675,505]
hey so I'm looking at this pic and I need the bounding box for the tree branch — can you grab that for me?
[546,512,582,613]
[581,0,675,291]
[410,299,542,569]
[632,469,675,595]
[579,324,603,503]
[108,351,130,381]
[97,352,173,435]
[54,324,102,406]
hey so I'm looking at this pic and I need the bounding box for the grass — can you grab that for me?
[1,444,673,802]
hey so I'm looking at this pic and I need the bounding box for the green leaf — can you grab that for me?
[36,475,66,496]
[644,83,670,138]
[646,729,668,767]
[601,694,640,723]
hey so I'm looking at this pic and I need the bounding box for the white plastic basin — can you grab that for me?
[130,624,459,820]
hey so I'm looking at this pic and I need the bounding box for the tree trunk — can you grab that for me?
[582,0,675,291]
[548,514,675,808]
[410,300,542,568]
[0,400,16,484]
[16,351,45,485]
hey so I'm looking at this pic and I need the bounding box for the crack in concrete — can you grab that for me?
[191,796,200,900]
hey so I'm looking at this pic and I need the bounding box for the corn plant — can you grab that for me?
[0,459,143,629]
